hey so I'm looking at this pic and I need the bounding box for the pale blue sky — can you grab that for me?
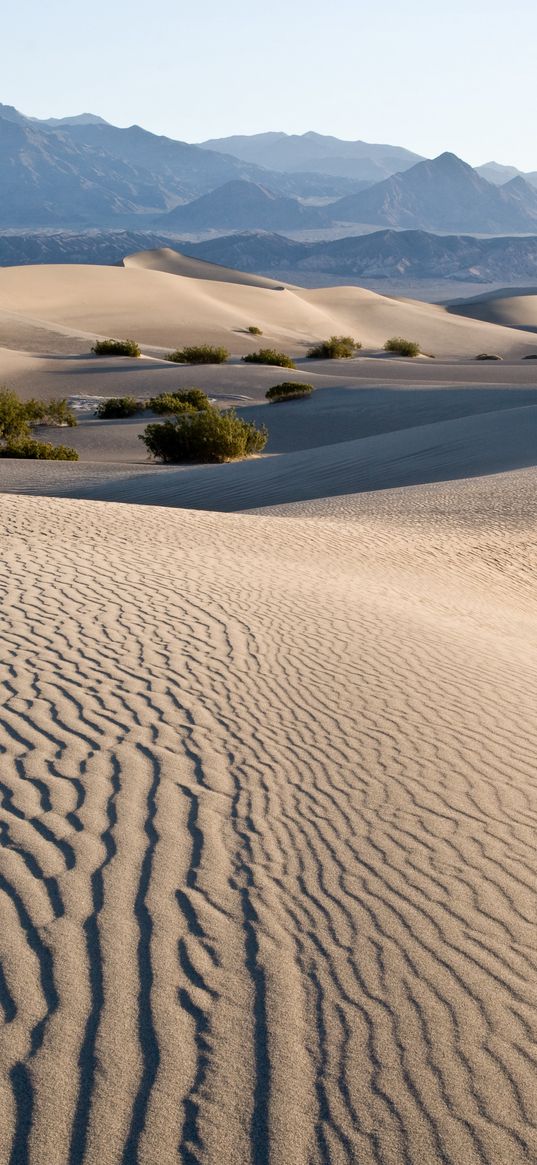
[5,0,537,168]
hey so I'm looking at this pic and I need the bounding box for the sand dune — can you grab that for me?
[3,400,537,510]
[123,245,287,290]
[0,489,536,1165]
[2,260,537,359]
[448,287,537,333]
[2,249,537,1165]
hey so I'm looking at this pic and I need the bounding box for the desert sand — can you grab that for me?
[1,253,537,1165]
[2,259,537,360]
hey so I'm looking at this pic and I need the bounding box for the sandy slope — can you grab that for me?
[3,400,537,510]
[123,246,287,290]
[0,488,536,1165]
[2,262,537,358]
[447,287,537,332]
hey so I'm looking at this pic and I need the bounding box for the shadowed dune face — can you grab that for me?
[0,492,536,1164]
[447,288,537,332]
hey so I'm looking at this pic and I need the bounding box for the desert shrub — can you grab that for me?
[242,348,296,368]
[307,335,361,359]
[266,382,314,402]
[384,337,421,357]
[140,406,267,463]
[0,388,31,443]
[95,397,141,418]
[25,398,77,427]
[148,389,211,414]
[522,353,537,360]
[0,439,78,460]
[476,353,503,361]
[92,338,141,357]
[165,345,229,365]
[248,326,263,335]
[0,388,77,448]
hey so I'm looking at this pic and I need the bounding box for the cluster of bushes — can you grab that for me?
[165,345,229,365]
[242,349,296,368]
[384,337,421,357]
[247,326,263,335]
[265,382,314,402]
[0,439,78,460]
[0,388,78,459]
[141,404,267,463]
[95,389,212,419]
[92,338,141,357]
[149,389,210,414]
[308,335,361,360]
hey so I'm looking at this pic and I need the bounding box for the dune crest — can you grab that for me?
[2,259,537,357]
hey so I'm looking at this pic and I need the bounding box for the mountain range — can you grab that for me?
[3,103,537,242]
[0,104,363,228]
[177,230,537,284]
[5,229,537,286]
[154,155,537,235]
[199,131,423,183]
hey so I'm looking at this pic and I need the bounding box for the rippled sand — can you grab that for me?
[1,487,536,1164]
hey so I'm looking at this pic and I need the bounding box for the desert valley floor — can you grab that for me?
[1,251,537,1164]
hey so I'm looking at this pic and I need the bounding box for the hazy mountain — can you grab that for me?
[159,180,327,231]
[37,113,110,127]
[0,116,171,226]
[477,161,537,189]
[0,231,173,266]
[199,131,423,182]
[0,104,358,228]
[330,153,537,232]
[177,229,537,284]
[52,120,363,201]
[6,228,537,285]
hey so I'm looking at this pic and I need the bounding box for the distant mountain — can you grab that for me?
[199,131,423,182]
[0,116,172,226]
[0,104,358,229]
[51,119,362,201]
[477,161,537,189]
[0,230,173,266]
[159,181,326,231]
[178,229,537,284]
[329,153,537,232]
[6,228,537,285]
[37,113,110,127]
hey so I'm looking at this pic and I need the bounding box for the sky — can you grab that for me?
[4,0,537,168]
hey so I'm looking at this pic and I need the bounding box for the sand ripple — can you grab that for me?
[0,493,536,1164]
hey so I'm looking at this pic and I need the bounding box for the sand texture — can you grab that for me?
[1,254,537,1164]
[0,488,536,1165]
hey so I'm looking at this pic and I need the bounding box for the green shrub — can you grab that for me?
[242,348,296,368]
[25,398,77,427]
[148,389,211,414]
[266,382,314,402]
[0,388,31,444]
[476,353,503,361]
[140,406,267,463]
[165,345,229,365]
[307,335,361,359]
[95,397,141,419]
[0,388,77,447]
[384,337,421,357]
[0,439,78,460]
[91,338,141,357]
[248,326,263,335]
